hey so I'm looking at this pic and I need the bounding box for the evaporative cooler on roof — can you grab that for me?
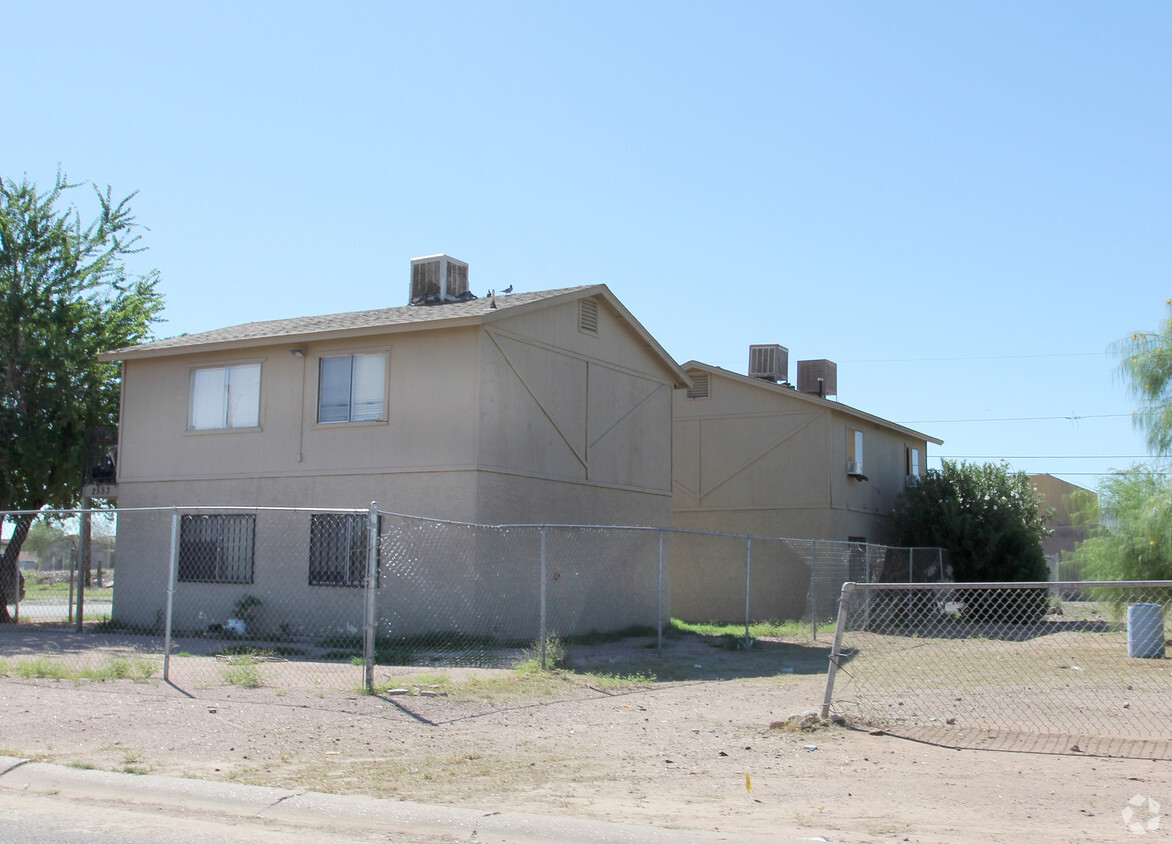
[748,344,788,382]
[797,359,837,397]
[409,254,469,305]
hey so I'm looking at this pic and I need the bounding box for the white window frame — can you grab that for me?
[189,363,261,430]
[316,352,387,424]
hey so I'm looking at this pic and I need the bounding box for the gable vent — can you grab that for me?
[686,372,710,399]
[410,254,470,305]
[579,298,599,334]
[748,344,788,382]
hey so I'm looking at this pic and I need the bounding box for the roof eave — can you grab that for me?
[681,360,942,445]
[99,313,489,362]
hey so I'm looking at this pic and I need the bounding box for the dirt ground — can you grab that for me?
[0,633,1169,843]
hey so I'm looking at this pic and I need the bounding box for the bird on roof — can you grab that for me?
[502,285,513,294]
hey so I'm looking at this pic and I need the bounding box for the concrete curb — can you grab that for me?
[0,757,823,844]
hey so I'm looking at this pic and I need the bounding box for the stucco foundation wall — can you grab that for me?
[111,470,672,638]
[668,532,812,624]
[109,469,484,633]
[110,505,668,641]
[381,523,665,639]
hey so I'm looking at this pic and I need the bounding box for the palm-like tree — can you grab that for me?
[1115,301,1172,458]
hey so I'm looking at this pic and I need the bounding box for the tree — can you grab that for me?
[1068,466,1172,581]
[1064,305,1172,583]
[20,520,67,562]
[891,460,1051,621]
[0,172,163,620]
[1115,300,1172,457]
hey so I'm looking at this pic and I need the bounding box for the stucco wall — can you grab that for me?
[672,368,929,545]
[110,295,679,636]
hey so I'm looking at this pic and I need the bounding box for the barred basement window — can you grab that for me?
[178,514,255,583]
[309,513,377,587]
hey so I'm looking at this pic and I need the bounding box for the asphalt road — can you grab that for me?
[0,758,803,844]
[9,597,112,623]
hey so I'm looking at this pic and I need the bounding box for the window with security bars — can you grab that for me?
[308,513,375,587]
[178,515,255,583]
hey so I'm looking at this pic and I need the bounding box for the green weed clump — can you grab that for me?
[513,635,566,673]
[671,618,834,640]
[1,654,157,683]
[10,658,72,680]
[219,655,266,688]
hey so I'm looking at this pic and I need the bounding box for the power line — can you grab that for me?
[904,413,1130,424]
[709,350,1109,372]
[840,351,1107,364]
[938,455,1151,460]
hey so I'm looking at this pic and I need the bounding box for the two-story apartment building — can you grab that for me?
[669,348,941,621]
[673,350,940,543]
[99,260,688,635]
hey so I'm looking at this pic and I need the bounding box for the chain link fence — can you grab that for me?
[1,505,940,697]
[821,581,1172,753]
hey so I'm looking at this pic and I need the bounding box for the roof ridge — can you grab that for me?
[103,285,600,358]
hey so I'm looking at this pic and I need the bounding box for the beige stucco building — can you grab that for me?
[1029,473,1096,578]
[99,275,688,636]
[672,356,942,545]
[669,354,942,622]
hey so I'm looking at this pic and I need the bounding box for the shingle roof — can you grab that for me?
[101,286,598,360]
[681,360,943,445]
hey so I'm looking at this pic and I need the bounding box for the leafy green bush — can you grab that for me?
[893,460,1051,623]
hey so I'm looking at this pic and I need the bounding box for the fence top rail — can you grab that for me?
[378,509,947,551]
[0,504,944,554]
[0,505,369,517]
[845,580,1172,592]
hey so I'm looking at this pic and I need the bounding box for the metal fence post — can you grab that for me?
[820,581,854,719]
[363,501,379,694]
[810,540,818,641]
[657,530,664,658]
[75,502,90,632]
[163,508,179,683]
[744,538,752,647]
[540,527,548,670]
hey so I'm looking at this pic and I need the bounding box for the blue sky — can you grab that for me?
[4,1,1170,490]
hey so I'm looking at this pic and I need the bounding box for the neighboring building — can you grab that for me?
[673,348,941,544]
[670,348,942,622]
[99,260,688,636]
[1029,473,1096,579]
